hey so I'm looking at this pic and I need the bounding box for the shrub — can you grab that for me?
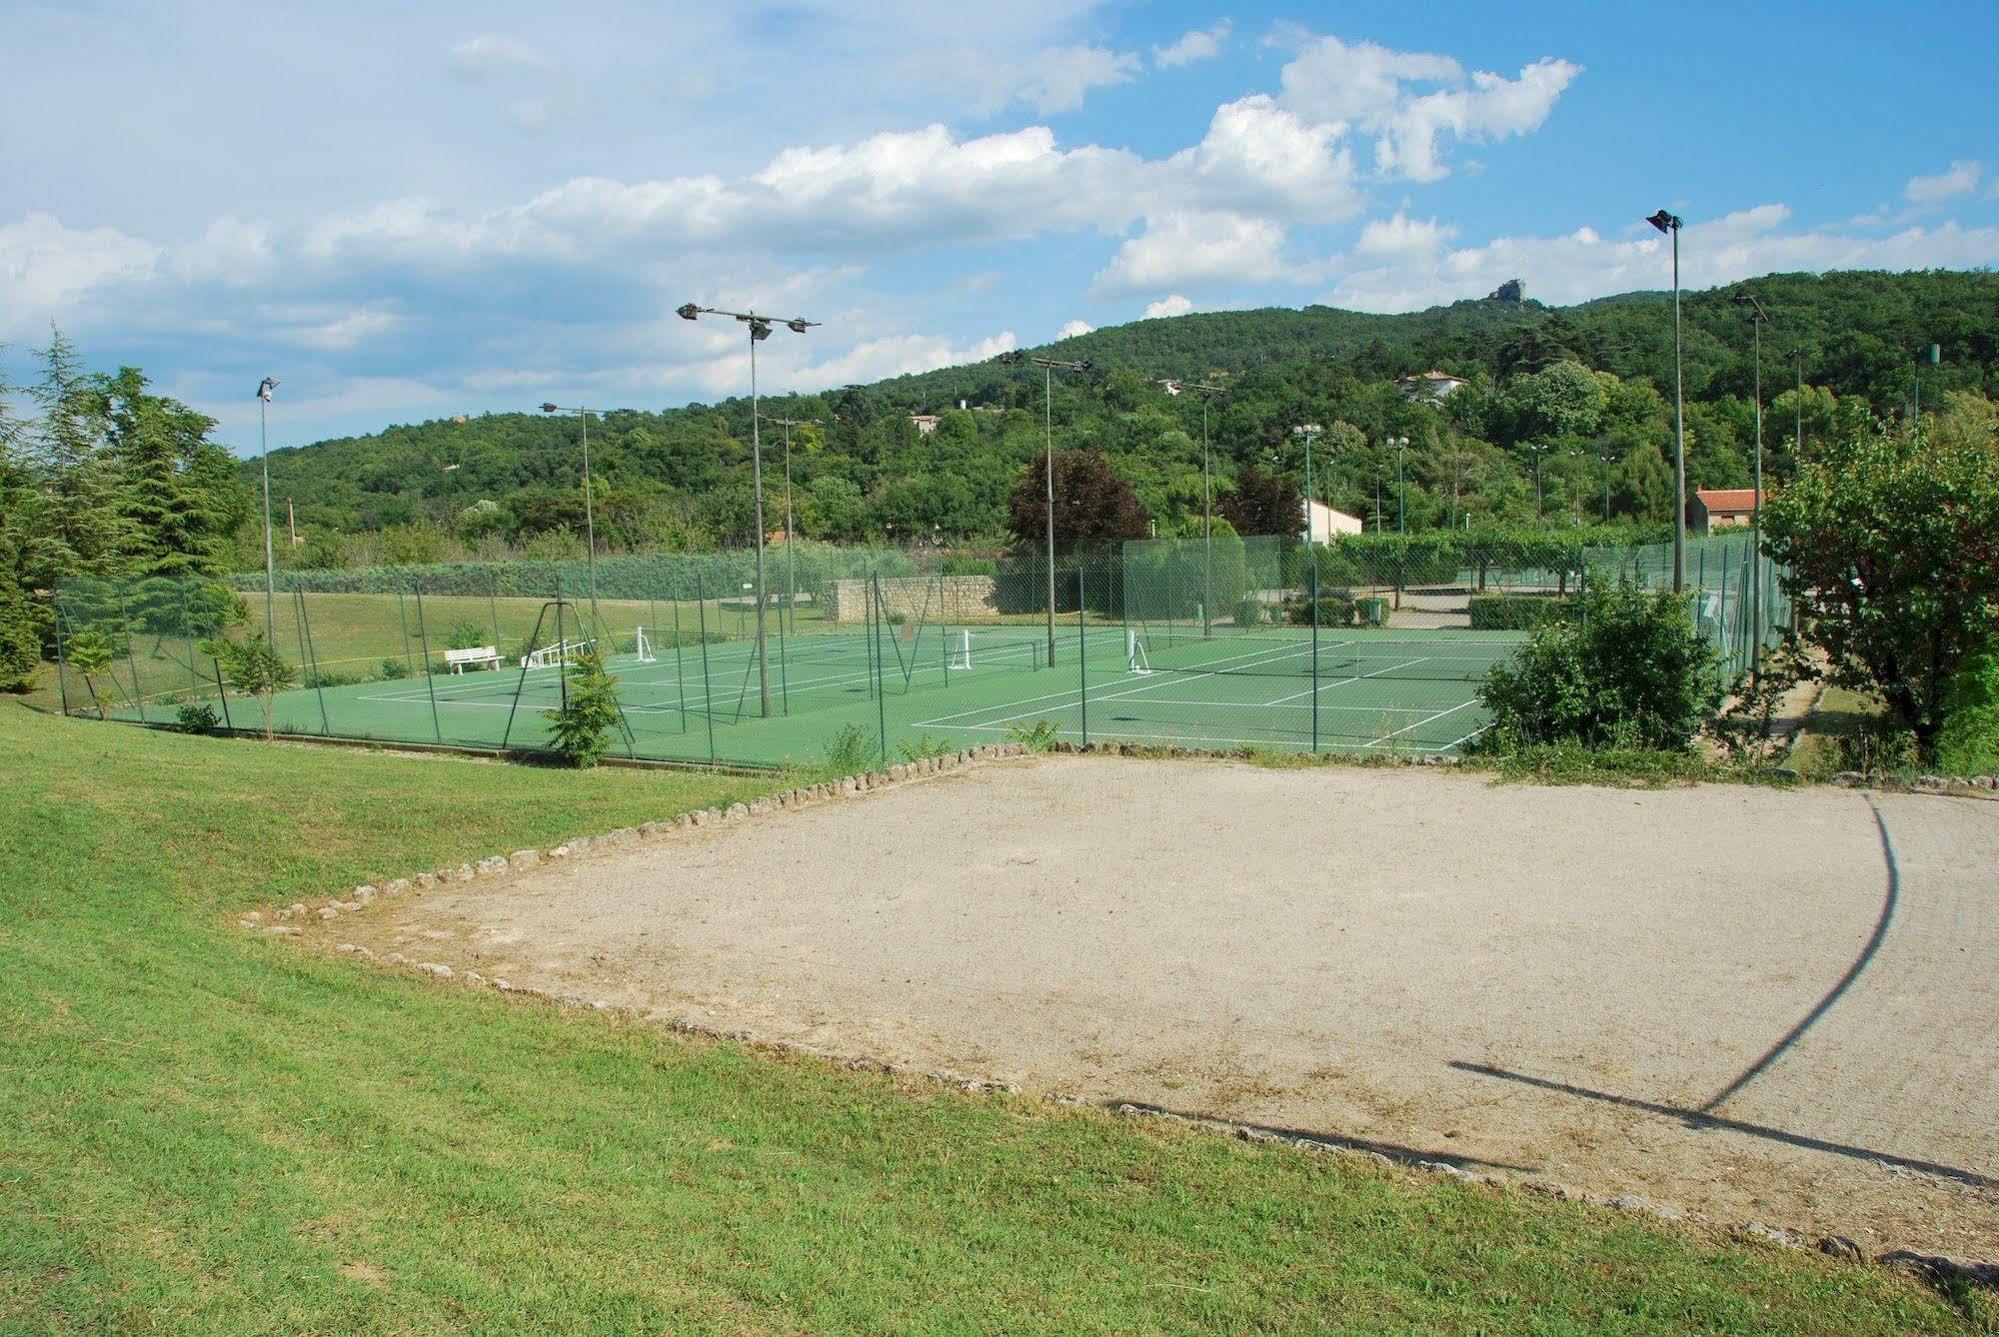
[203,633,299,742]
[443,620,490,651]
[1233,597,1263,628]
[1937,646,1999,775]
[1285,596,1355,627]
[380,658,409,680]
[539,646,623,768]
[175,703,220,734]
[819,722,876,775]
[63,629,116,719]
[1474,581,1723,753]
[304,669,360,689]
[1469,595,1574,630]
[1004,719,1062,752]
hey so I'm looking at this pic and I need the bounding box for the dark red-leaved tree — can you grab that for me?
[1220,464,1301,538]
[1006,449,1151,552]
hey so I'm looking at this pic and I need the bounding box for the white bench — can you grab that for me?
[444,645,502,674]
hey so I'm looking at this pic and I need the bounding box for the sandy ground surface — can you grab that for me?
[318,757,1999,1257]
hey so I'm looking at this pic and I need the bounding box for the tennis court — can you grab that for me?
[55,531,1785,769]
[241,618,1508,766]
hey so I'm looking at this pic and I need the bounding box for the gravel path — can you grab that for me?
[322,756,1999,1256]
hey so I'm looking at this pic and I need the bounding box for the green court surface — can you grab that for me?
[202,622,1518,768]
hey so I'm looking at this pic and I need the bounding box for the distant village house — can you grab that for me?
[1688,488,1762,533]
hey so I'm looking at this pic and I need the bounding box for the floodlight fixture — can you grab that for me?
[1646,209,1682,234]
[673,302,821,716]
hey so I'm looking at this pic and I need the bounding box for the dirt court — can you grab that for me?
[320,756,1999,1257]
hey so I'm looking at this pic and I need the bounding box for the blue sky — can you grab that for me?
[3,0,1995,452]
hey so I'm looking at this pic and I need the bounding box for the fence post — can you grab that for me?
[115,585,147,724]
[296,587,331,735]
[414,584,445,744]
[873,572,889,767]
[177,584,201,707]
[1310,557,1320,753]
[51,599,71,718]
[696,571,717,765]
[488,569,503,663]
[1076,566,1088,747]
[672,599,688,734]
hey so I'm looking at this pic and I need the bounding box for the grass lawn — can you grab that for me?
[1,703,1991,1333]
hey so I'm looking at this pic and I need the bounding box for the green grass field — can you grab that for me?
[2,700,1992,1331]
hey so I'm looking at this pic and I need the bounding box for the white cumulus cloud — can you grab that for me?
[1145,294,1193,318]
[1093,210,1296,297]
[0,213,161,338]
[949,43,1142,115]
[1057,319,1095,339]
[1328,204,1999,312]
[1278,34,1580,183]
[786,330,1019,389]
[1905,160,1984,205]
[1154,21,1230,69]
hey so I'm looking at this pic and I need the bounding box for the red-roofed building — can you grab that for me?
[1688,488,1761,533]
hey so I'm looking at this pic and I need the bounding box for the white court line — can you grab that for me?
[924,719,1460,754]
[915,639,1316,727]
[1443,721,1495,751]
[1084,696,1435,715]
[1362,697,1479,748]
[921,643,1451,734]
[1268,657,1431,704]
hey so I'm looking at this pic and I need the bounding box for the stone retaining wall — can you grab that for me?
[827,574,998,623]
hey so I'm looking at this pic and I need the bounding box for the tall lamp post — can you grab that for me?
[1159,377,1227,637]
[1786,347,1805,460]
[1000,352,1092,667]
[760,413,822,634]
[255,377,279,639]
[538,403,601,620]
[676,303,819,717]
[1912,342,1940,421]
[1291,424,1322,544]
[1392,435,1411,532]
[1647,209,1687,592]
[1732,291,1770,674]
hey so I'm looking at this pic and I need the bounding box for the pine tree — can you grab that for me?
[21,326,128,586]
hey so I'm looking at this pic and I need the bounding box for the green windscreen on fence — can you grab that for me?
[53,532,1790,768]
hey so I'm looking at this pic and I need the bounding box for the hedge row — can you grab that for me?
[1469,595,1576,630]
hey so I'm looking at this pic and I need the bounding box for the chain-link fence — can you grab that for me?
[53,532,1789,767]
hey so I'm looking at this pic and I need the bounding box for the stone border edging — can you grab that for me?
[234,742,1034,936]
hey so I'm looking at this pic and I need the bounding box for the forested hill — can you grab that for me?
[250,269,1999,566]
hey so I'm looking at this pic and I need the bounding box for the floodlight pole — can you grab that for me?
[1734,292,1768,675]
[1647,209,1687,592]
[538,403,600,620]
[676,303,819,716]
[1292,424,1321,545]
[256,378,279,639]
[1394,436,1410,533]
[1160,377,1228,637]
[1003,352,1092,666]
[762,414,822,635]
[1787,347,1804,459]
